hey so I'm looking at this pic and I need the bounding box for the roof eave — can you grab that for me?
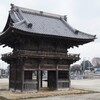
[12,27,95,42]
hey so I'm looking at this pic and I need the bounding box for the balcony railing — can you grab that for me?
[2,50,80,59]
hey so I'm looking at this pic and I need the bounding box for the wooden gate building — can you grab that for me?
[0,4,95,92]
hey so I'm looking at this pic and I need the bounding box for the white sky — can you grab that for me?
[0,0,100,68]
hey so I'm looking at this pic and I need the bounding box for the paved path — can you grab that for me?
[28,93,100,100]
[71,79,100,92]
[0,78,8,89]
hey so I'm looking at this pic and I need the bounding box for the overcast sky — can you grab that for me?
[0,0,100,68]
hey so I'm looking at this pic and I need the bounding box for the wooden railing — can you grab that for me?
[2,50,80,59]
[24,80,37,91]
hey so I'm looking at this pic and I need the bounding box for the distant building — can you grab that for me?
[0,68,8,78]
[92,57,100,67]
[0,69,1,77]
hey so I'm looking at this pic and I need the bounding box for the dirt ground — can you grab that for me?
[0,88,95,100]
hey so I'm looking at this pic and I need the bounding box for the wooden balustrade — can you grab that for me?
[24,81,37,91]
[2,50,80,60]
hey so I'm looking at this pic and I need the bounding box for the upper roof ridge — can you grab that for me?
[10,4,67,21]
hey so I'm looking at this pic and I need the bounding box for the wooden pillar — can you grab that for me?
[9,65,11,90]
[41,71,43,88]
[37,58,43,90]
[37,70,41,90]
[56,64,58,90]
[21,68,24,92]
[68,65,71,87]
[37,63,41,91]
[15,66,16,91]
[21,59,24,92]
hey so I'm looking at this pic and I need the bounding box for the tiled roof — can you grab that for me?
[3,4,96,40]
